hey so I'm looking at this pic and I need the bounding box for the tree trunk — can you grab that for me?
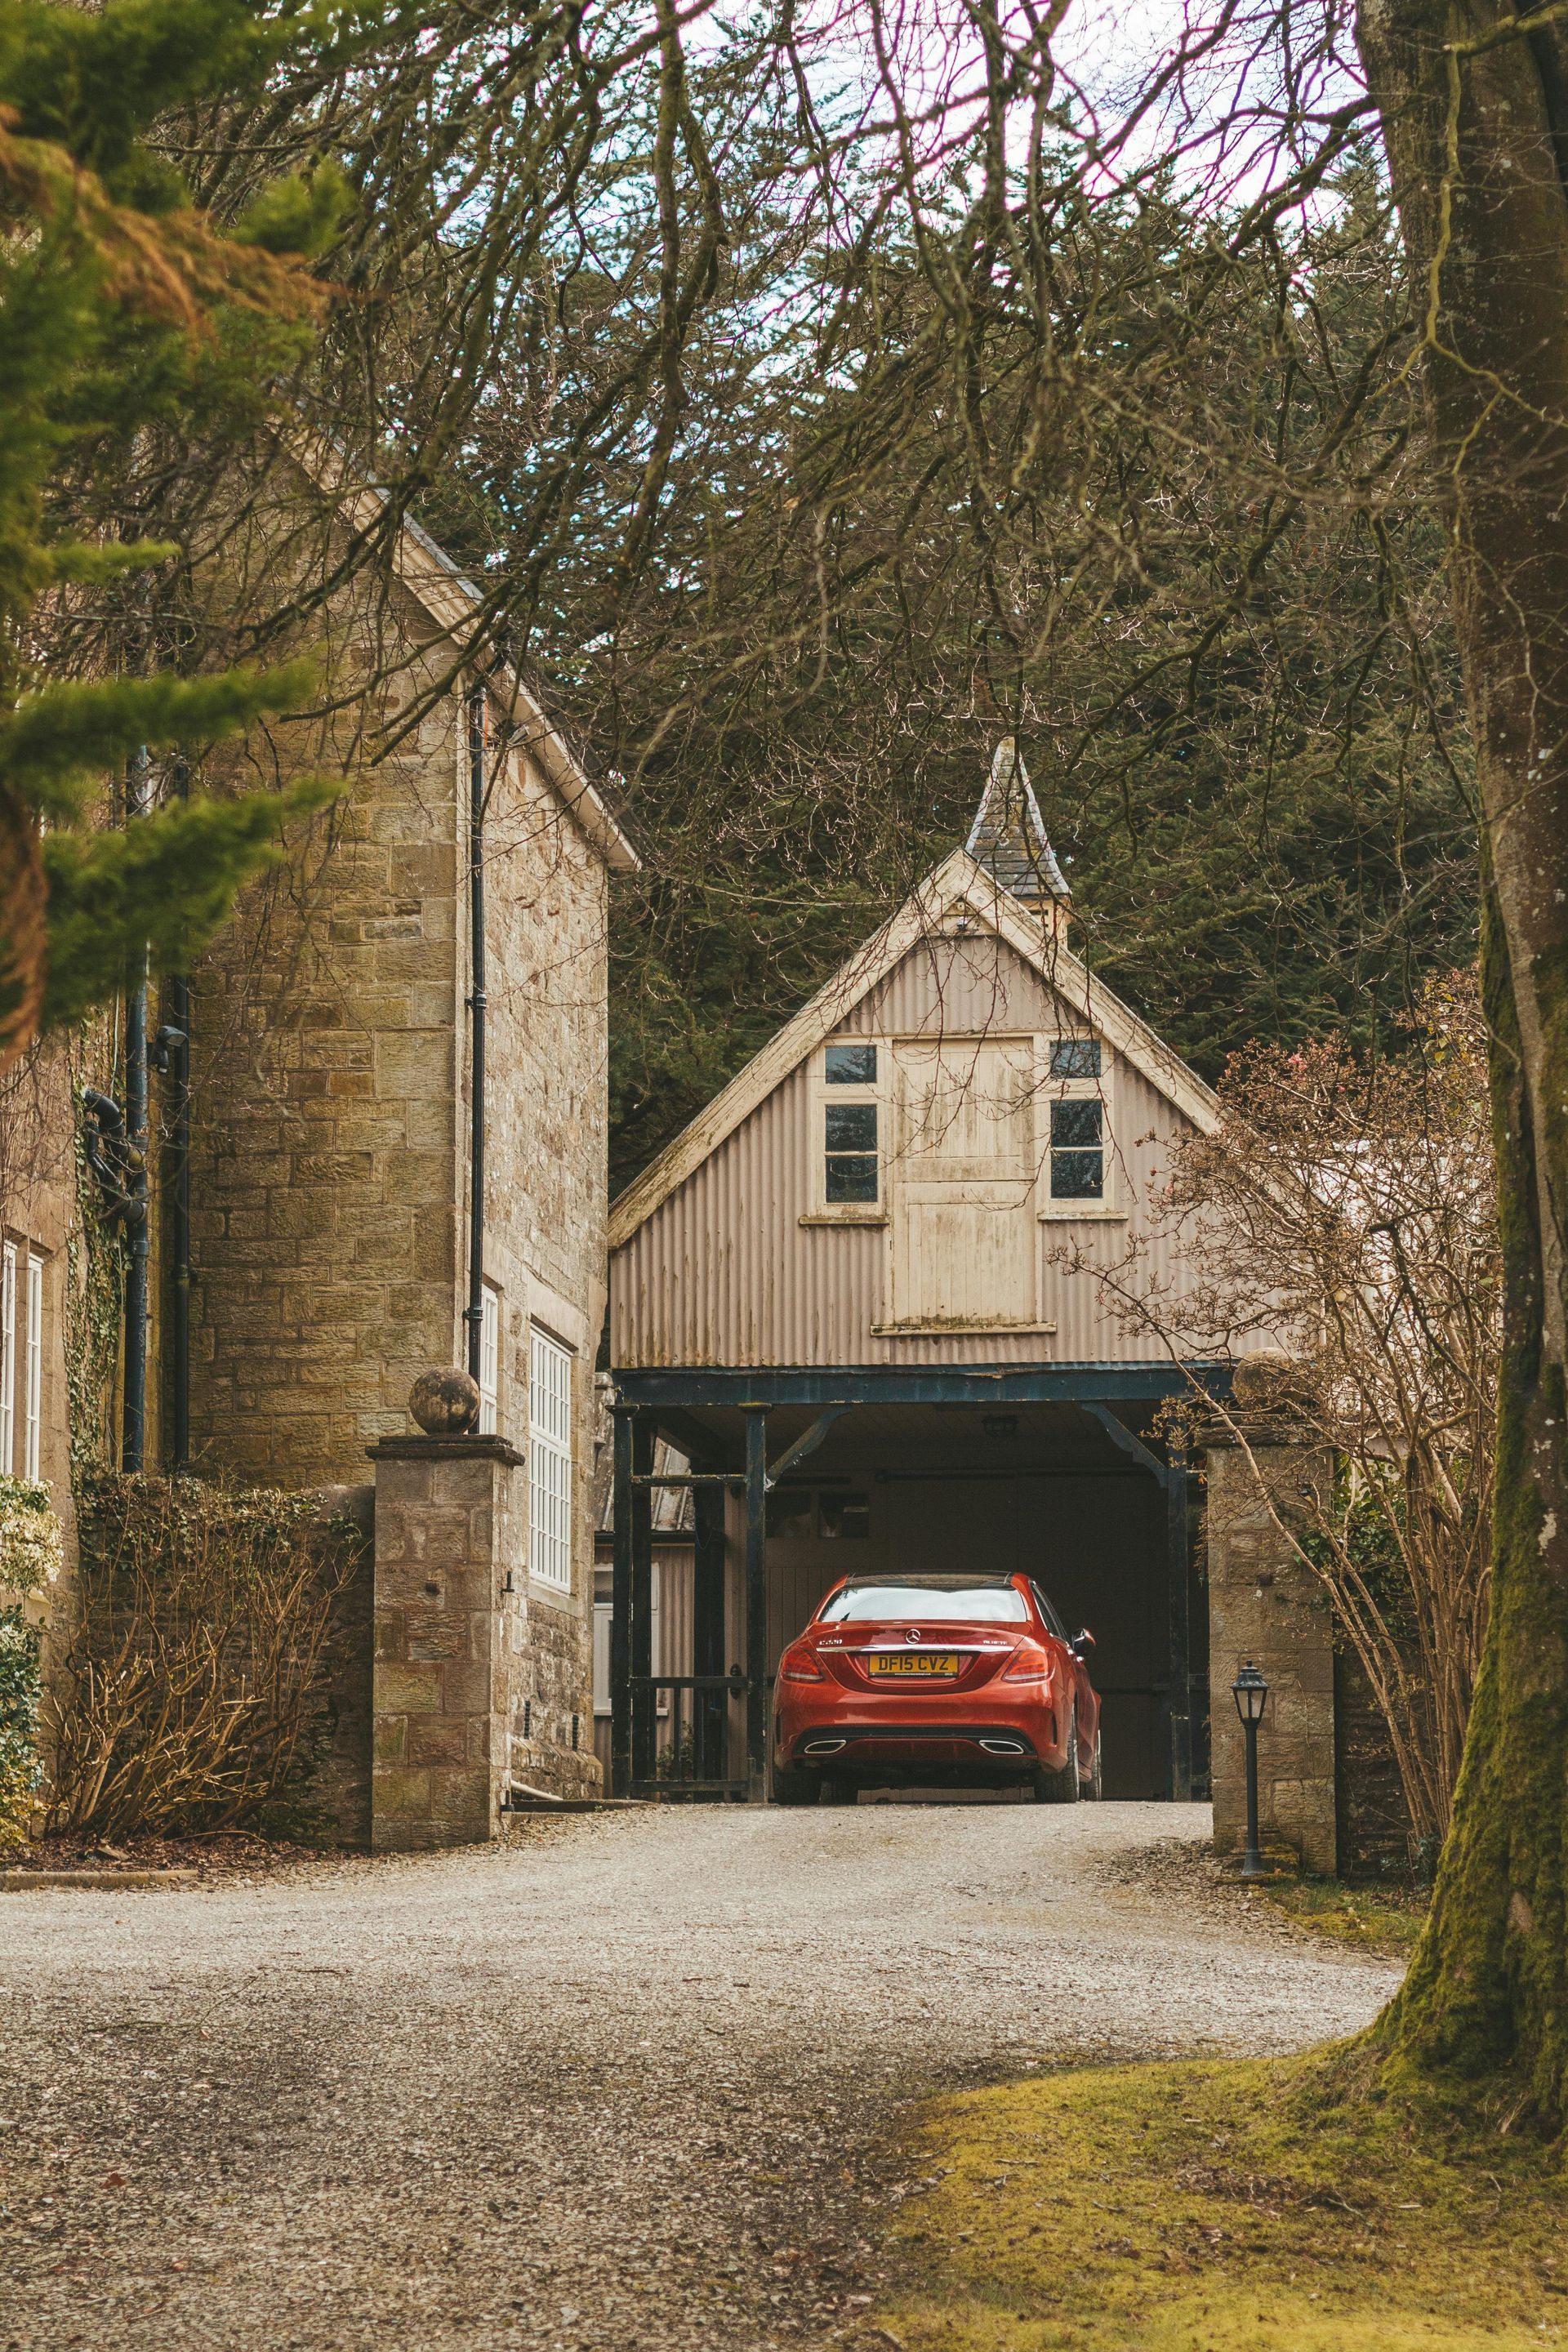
[1354,0,1568,2127]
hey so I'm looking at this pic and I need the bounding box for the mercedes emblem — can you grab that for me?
[906,1628,923,1643]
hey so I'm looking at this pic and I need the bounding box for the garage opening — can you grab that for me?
[601,1377,1212,1805]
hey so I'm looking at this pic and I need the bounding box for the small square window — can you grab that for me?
[819,1490,871,1539]
[826,1103,877,1152]
[1050,1039,1101,1079]
[1050,1098,1103,1198]
[766,1487,814,1539]
[825,1042,877,1084]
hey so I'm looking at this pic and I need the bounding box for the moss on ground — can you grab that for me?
[877,2051,1566,2351]
[1262,1877,1428,1957]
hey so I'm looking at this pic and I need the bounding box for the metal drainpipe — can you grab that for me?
[462,688,487,1383]
[166,987,190,1468]
[167,760,190,1469]
[122,749,151,1472]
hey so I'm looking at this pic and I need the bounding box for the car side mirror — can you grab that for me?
[1070,1628,1095,1659]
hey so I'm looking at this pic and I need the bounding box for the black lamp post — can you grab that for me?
[1232,1659,1270,1879]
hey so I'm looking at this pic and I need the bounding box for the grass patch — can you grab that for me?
[1262,1877,1428,1957]
[876,2050,1566,2350]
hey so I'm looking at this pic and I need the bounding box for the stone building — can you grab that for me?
[1,490,636,1846]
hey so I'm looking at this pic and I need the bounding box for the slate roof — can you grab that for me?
[964,738,1069,905]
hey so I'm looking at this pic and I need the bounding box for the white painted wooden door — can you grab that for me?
[888,1037,1040,1329]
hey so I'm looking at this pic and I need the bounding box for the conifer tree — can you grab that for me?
[0,0,359,1072]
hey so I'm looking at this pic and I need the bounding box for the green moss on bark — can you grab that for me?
[1372,877,1568,2130]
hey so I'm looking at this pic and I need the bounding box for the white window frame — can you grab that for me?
[477,1283,500,1436]
[0,1241,16,1475]
[803,1037,887,1225]
[1037,1035,1124,1221]
[23,1254,42,1481]
[528,1326,573,1591]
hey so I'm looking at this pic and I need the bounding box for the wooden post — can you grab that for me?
[610,1408,633,1798]
[693,1472,727,1781]
[631,1414,655,1787]
[1167,1432,1192,1800]
[744,1406,768,1802]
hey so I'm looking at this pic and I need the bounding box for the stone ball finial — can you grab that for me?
[409,1366,481,1436]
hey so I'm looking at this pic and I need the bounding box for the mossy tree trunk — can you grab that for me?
[1354,0,1568,2128]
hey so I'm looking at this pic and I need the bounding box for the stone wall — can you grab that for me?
[186,616,465,1489]
[1206,1441,1337,1874]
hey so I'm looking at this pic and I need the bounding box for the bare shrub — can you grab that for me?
[1093,973,1497,1849]
[46,1477,364,1840]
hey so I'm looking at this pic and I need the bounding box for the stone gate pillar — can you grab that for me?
[368,1426,523,1851]
[1206,1441,1337,1875]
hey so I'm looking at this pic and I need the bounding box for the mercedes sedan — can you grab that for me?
[771,1571,1101,1805]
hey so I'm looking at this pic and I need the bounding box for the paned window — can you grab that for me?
[1050,1098,1103,1198]
[825,1042,877,1085]
[529,1327,572,1590]
[821,1040,880,1205]
[478,1285,500,1435]
[1049,1038,1101,1080]
[0,1242,15,1474]
[23,1256,41,1481]
[825,1102,878,1201]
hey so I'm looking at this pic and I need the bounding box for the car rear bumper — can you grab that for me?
[782,1721,1045,1771]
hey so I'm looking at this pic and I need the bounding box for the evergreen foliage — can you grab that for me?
[0,0,358,1071]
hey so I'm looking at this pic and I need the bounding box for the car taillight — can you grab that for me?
[781,1650,824,1682]
[1002,1642,1052,1683]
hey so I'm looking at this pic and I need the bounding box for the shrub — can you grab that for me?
[47,1475,363,1839]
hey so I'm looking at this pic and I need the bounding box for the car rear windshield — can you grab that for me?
[818,1581,1028,1624]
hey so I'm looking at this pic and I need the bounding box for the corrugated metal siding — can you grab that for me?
[612,933,1208,1367]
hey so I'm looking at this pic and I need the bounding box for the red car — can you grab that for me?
[771,1571,1102,1805]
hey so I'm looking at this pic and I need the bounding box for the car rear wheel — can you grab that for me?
[769,1762,822,1806]
[1032,1703,1081,1804]
[1082,1727,1104,1801]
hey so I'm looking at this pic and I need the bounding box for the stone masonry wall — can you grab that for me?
[1206,1442,1337,1874]
[469,722,609,1798]
[186,605,464,1490]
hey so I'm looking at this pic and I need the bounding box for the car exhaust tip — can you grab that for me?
[803,1737,848,1755]
[978,1737,1027,1756]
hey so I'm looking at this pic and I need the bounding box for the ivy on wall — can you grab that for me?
[0,1476,65,1849]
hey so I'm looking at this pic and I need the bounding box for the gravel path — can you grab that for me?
[0,1802,1400,2352]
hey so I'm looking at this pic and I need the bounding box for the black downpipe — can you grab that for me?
[167,759,190,1469]
[166,970,190,1468]
[463,688,487,1383]
[122,751,151,1472]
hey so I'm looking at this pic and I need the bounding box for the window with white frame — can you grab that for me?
[478,1284,500,1435]
[821,1040,880,1205]
[1046,1037,1107,1204]
[529,1327,572,1590]
[23,1255,42,1481]
[0,1242,16,1475]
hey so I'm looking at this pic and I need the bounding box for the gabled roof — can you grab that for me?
[608,846,1218,1252]
[965,737,1068,903]
[292,435,638,874]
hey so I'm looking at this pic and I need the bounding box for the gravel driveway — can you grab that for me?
[0,1802,1400,2352]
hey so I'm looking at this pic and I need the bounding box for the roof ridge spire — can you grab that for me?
[964,737,1069,906]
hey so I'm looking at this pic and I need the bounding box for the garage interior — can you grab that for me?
[607,1369,1217,1805]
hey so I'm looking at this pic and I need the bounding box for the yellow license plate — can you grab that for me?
[867,1651,960,1677]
